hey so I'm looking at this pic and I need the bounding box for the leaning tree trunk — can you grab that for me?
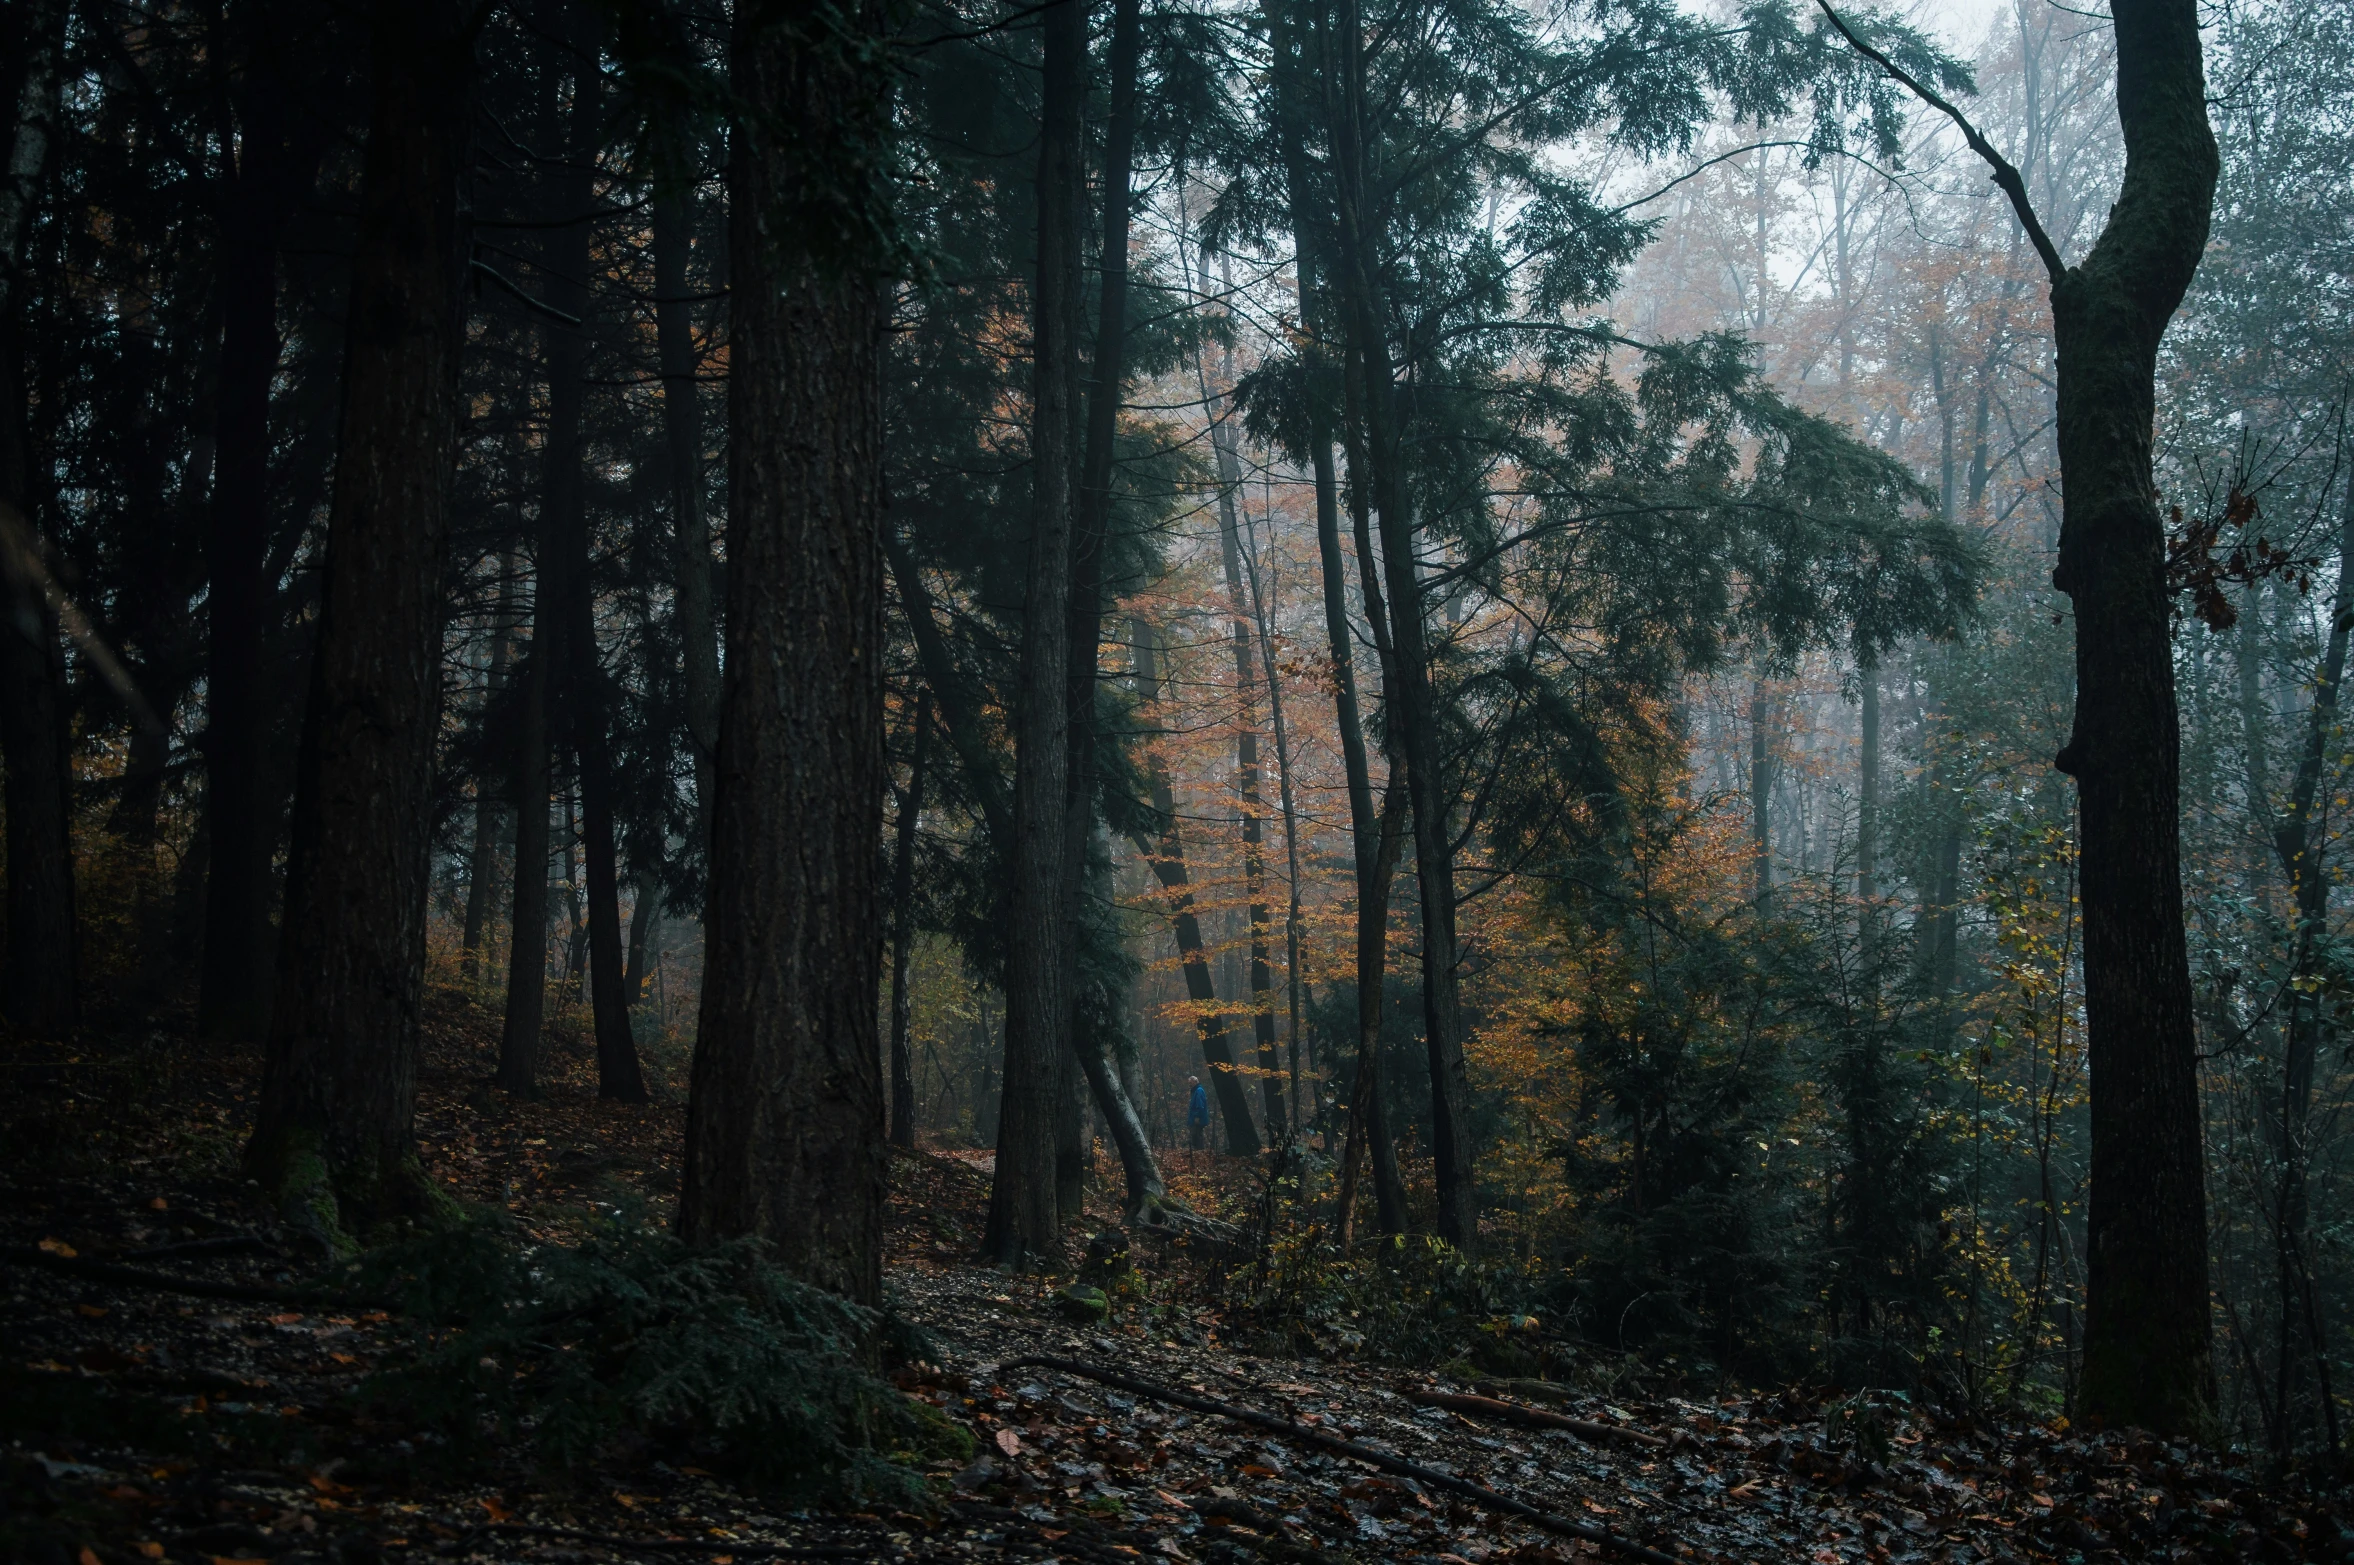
[0,0,76,1038]
[245,0,479,1241]
[983,0,1087,1267]
[200,24,292,1040]
[675,0,895,1305]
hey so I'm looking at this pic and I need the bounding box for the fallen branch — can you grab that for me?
[0,1245,345,1306]
[1409,1386,1667,1449]
[465,1524,868,1560]
[997,1354,1680,1565]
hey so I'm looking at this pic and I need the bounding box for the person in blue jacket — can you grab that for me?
[1187,1076,1211,1150]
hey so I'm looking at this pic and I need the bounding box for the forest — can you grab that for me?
[3,0,2354,1558]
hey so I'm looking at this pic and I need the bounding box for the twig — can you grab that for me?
[121,1234,277,1264]
[0,1245,349,1306]
[997,1354,1682,1565]
[1812,0,2065,280]
[470,258,584,325]
[1408,1386,1668,1448]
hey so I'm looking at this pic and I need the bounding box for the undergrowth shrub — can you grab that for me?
[355,1210,953,1501]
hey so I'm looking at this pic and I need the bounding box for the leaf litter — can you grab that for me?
[5,1005,2351,1565]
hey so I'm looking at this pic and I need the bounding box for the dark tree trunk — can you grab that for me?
[1857,664,1879,902]
[1206,373,1287,1134]
[498,594,552,1093]
[1327,1,1476,1246]
[654,184,720,853]
[1134,621,1261,1154]
[676,0,894,1305]
[2038,0,2219,1434]
[533,11,644,1103]
[888,695,930,1149]
[460,555,516,980]
[1314,436,1408,1238]
[244,0,479,1237]
[984,0,1086,1266]
[1063,0,1166,1217]
[623,868,657,1009]
[200,12,293,1041]
[2263,477,2354,1454]
[1750,681,1774,904]
[0,0,75,1037]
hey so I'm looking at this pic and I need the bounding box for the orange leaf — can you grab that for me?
[77,1305,109,1319]
[268,1313,303,1326]
[139,1544,166,1559]
[150,1198,169,1212]
[79,1550,101,1565]
[478,1497,512,1524]
[40,1238,77,1259]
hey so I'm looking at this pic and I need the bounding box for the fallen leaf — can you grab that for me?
[1041,1530,1069,1541]
[995,1429,1023,1457]
[77,1305,109,1319]
[268,1313,303,1326]
[139,1545,165,1559]
[478,1497,512,1523]
[40,1238,77,1258]
[150,1198,169,1211]
[79,1550,101,1565]
[614,1493,638,1508]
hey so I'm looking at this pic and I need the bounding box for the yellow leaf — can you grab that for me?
[40,1238,77,1259]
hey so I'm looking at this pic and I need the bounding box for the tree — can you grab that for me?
[0,0,75,1038]
[675,0,899,1305]
[1824,0,2221,1435]
[246,0,483,1238]
[983,0,1087,1267]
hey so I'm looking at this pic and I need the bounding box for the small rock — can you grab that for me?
[1053,1284,1110,1322]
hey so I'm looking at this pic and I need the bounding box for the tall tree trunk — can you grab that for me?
[2012,0,2220,1433]
[1205,363,1287,1135]
[1059,0,1167,1226]
[533,12,644,1103]
[1327,0,1475,1245]
[245,0,479,1238]
[200,15,291,1039]
[888,695,930,1149]
[1750,681,1774,904]
[654,183,720,853]
[1316,436,1408,1239]
[0,0,75,1037]
[1857,663,1878,901]
[1134,619,1261,1153]
[2265,476,2354,1455]
[461,556,517,981]
[499,586,552,1092]
[675,0,895,1305]
[984,0,1086,1266]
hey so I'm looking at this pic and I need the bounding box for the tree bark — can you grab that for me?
[532,9,644,1103]
[245,0,479,1238]
[200,11,293,1039]
[888,694,931,1149]
[984,0,1087,1266]
[654,182,720,854]
[0,0,75,1037]
[1134,619,1262,1154]
[1205,365,1287,1135]
[2038,0,2219,1435]
[1326,0,1476,1246]
[499,580,553,1093]
[1857,663,1878,902]
[676,0,895,1305]
[2262,476,2354,1455]
[460,555,516,981]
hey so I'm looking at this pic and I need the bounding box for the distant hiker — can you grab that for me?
[1187,1076,1210,1150]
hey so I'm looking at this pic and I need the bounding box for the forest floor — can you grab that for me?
[5,988,2350,1565]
